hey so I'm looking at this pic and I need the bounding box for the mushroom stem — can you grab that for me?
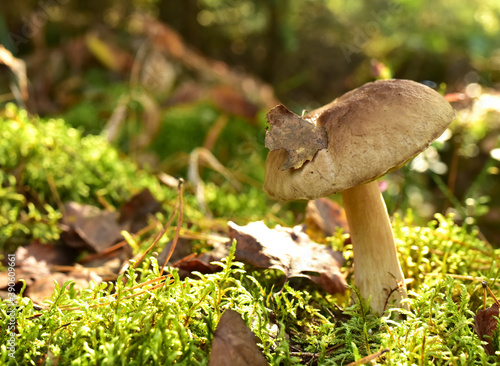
[342,180,408,315]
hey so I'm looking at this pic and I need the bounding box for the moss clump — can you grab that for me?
[0,104,175,248]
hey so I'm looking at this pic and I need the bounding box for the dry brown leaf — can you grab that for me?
[265,104,328,170]
[306,198,349,237]
[0,244,102,304]
[0,245,51,289]
[474,303,499,356]
[173,255,220,275]
[209,309,267,366]
[118,188,162,233]
[26,267,102,305]
[63,188,162,253]
[25,272,69,305]
[172,241,229,277]
[62,202,123,252]
[228,221,346,294]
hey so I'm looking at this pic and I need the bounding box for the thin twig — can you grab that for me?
[160,179,184,275]
[345,348,390,366]
[28,275,171,316]
[79,221,157,264]
[423,273,499,283]
[482,281,500,306]
[133,194,180,269]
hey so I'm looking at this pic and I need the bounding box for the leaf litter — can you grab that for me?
[474,303,499,356]
[228,221,346,294]
[208,309,267,366]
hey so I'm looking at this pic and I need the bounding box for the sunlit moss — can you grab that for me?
[0,104,175,248]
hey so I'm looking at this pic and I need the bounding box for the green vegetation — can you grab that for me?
[0,104,287,250]
[1,92,500,364]
[1,84,500,365]
[2,0,500,364]
[1,214,500,365]
[0,104,176,249]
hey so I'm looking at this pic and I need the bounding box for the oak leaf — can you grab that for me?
[228,221,346,294]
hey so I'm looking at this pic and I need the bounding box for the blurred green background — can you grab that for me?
[1,0,500,246]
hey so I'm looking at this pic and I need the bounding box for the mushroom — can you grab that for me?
[263,79,455,315]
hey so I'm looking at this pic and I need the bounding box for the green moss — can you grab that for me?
[0,104,175,248]
[2,214,500,365]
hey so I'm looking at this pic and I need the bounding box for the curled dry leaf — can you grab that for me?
[209,309,267,366]
[474,303,499,356]
[228,221,346,294]
[265,104,328,170]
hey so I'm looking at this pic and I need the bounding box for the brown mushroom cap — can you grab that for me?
[264,79,456,200]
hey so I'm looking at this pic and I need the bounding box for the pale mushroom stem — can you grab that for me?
[342,180,408,315]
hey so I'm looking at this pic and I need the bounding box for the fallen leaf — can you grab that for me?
[228,221,346,294]
[26,267,102,305]
[0,245,102,304]
[305,198,349,237]
[19,240,75,267]
[25,272,69,305]
[62,202,123,252]
[173,255,220,275]
[0,245,51,288]
[209,309,267,366]
[118,188,162,233]
[172,241,230,277]
[474,303,499,355]
[265,104,328,170]
[157,238,193,266]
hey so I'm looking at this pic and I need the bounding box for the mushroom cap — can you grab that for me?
[264,79,456,201]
